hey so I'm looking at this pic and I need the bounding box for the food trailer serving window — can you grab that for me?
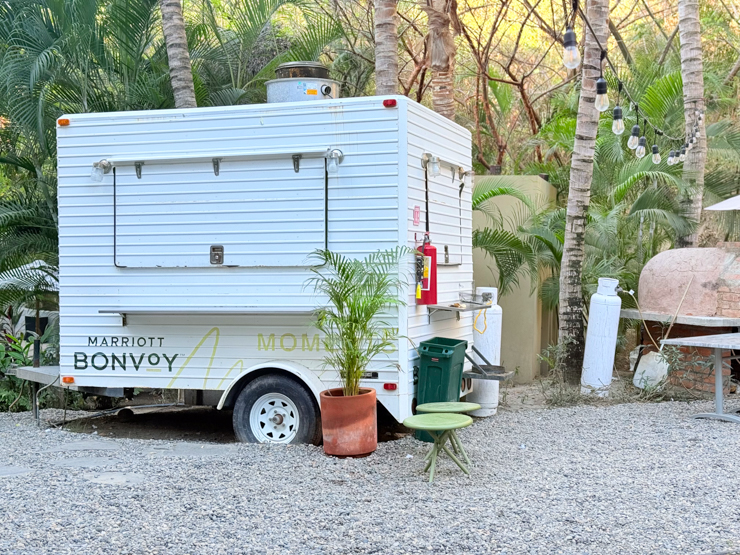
[110,149,328,268]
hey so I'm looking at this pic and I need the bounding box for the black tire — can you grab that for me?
[232,374,321,445]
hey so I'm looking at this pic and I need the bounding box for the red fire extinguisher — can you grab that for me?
[416,234,437,305]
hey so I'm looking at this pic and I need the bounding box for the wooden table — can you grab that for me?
[661,333,740,424]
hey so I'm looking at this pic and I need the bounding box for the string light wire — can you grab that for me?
[573,3,691,143]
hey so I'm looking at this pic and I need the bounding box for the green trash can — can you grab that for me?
[414,337,468,442]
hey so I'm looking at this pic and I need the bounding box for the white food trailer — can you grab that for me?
[26,68,485,443]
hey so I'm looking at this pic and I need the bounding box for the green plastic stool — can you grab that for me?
[415,402,480,466]
[403,413,473,482]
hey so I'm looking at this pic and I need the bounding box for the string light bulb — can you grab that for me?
[695,127,701,138]
[667,150,676,165]
[635,136,646,158]
[612,106,624,134]
[628,125,640,149]
[595,77,609,112]
[563,28,580,69]
[651,145,661,164]
[679,145,687,162]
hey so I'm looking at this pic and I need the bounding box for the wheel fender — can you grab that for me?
[217,360,325,410]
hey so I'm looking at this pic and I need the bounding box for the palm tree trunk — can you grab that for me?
[557,0,610,382]
[423,0,457,120]
[676,0,706,248]
[160,0,197,109]
[375,0,398,95]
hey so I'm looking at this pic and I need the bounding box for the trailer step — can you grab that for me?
[10,365,60,386]
[464,348,513,381]
[463,368,513,381]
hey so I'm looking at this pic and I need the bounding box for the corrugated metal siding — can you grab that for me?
[57,99,402,399]
[404,102,474,375]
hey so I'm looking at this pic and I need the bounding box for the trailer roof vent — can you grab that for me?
[266,62,340,104]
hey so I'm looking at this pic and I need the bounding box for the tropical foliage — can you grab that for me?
[308,248,407,397]
[474,41,740,313]
[0,0,339,314]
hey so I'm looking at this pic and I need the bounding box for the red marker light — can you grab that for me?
[61,376,75,384]
[57,118,70,126]
[382,99,397,108]
[383,383,397,390]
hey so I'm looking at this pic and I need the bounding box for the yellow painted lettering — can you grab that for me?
[258,334,275,351]
[281,333,296,352]
[302,334,320,351]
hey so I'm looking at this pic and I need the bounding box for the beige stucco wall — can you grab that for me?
[472,175,557,384]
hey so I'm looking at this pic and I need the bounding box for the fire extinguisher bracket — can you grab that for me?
[426,302,492,324]
[415,235,437,306]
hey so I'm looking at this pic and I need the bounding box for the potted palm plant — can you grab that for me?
[308,248,407,457]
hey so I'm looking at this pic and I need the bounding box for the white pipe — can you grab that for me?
[466,287,502,417]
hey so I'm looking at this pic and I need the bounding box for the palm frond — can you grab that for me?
[472,228,538,295]
[307,248,408,396]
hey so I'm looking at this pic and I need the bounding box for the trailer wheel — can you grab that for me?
[232,374,321,445]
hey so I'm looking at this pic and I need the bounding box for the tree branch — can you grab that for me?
[530,73,578,104]
[658,25,679,66]
[724,53,740,85]
[608,18,633,66]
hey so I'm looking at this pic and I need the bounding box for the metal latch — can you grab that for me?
[292,154,302,173]
[444,245,450,263]
[134,162,143,179]
[210,245,224,265]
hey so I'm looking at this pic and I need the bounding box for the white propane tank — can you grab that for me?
[466,287,503,417]
[581,278,622,397]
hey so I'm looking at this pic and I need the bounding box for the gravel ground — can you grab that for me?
[2,401,739,555]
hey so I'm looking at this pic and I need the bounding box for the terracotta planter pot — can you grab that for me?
[320,388,377,457]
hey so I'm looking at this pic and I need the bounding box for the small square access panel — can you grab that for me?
[210,245,224,265]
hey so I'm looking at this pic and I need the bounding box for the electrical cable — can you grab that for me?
[572,2,695,143]
[7,379,26,412]
[34,374,60,427]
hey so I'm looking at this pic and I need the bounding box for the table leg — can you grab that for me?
[715,347,723,415]
[440,442,470,476]
[419,430,472,481]
[450,430,471,466]
[424,431,439,471]
[691,347,740,424]
[424,430,448,461]
[424,449,435,470]
[426,431,441,482]
[449,436,459,455]
[424,446,435,472]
